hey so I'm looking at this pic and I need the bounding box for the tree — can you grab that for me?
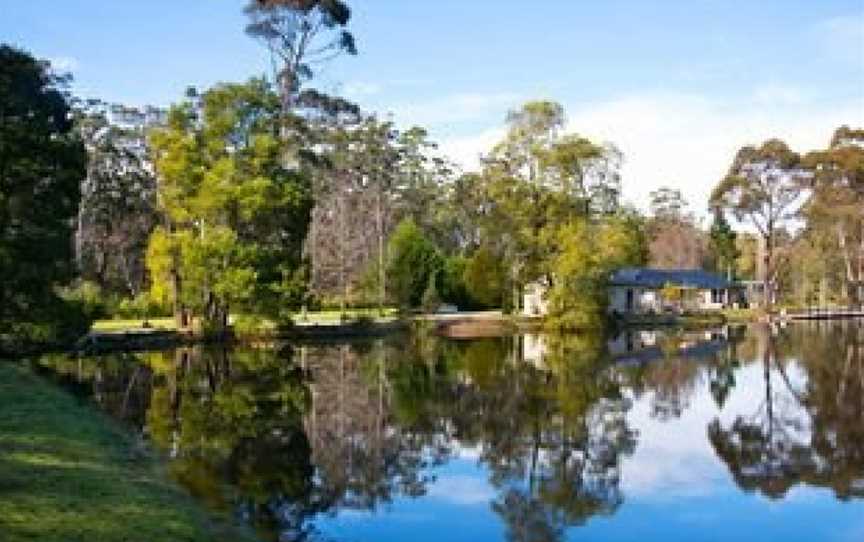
[649,187,688,221]
[463,246,507,308]
[708,210,739,280]
[306,117,454,311]
[480,101,621,307]
[147,79,313,331]
[647,187,706,269]
[545,215,647,330]
[385,219,443,309]
[803,126,864,307]
[0,45,88,346]
[710,139,810,312]
[244,0,356,112]
[73,102,158,296]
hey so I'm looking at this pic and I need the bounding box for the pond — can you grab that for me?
[32,321,864,542]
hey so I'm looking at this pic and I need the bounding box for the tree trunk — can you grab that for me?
[171,265,185,329]
[760,233,774,314]
[376,190,386,313]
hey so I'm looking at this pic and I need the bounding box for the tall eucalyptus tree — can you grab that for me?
[710,140,810,312]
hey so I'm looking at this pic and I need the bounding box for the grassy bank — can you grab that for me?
[0,362,256,542]
[91,309,400,333]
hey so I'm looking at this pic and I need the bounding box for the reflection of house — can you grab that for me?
[609,327,731,366]
[608,268,735,315]
[520,334,548,369]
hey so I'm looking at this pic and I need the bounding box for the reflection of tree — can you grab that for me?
[33,352,155,427]
[709,322,864,500]
[37,347,317,541]
[302,340,450,513]
[438,334,636,541]
[643,356,700,420]
[793,322,864,499]
[150,347,316,540]
[37,323,864,540]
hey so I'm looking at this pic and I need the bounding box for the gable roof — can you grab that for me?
[610,268,732,289]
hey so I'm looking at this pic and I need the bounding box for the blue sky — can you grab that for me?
[4,1,863,212]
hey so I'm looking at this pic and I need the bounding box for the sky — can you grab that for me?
[3,0,863,214]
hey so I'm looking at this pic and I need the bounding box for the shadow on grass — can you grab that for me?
[0,362,257,542]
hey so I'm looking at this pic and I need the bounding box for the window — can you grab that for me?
[711,289,724,304]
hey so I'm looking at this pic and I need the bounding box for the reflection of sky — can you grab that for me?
[314,459,505,542]
[311,357,864,542]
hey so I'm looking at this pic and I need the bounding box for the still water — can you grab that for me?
[34,322,864,541]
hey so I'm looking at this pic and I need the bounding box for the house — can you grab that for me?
[522,280,550,317]
[521,267,737,317]
[608,268,735,315]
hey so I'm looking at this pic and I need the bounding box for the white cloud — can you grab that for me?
[388,91,523,129]
[380,78,861,216]
[437,126,505,171]
[564,91,862,214]
[427,475,495,505]
[434,90,862,215]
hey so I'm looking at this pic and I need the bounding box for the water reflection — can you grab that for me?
[33,321,864,541]
[708,323,864,501]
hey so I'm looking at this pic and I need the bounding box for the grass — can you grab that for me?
[720,308,759,322]
[0,362,258,542]
[291,307,399,324]
[91,309,400,333]
[90,317,177,332]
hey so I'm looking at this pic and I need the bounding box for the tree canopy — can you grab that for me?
[0,45,88,347]
[147,79,313,329]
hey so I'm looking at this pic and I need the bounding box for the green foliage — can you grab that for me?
[438,256,471,309]
[708,211,739,278]
[0,46,89,350]
[468,100,624,310]
[116,292,171,320]
[546,216,647,330]
[386,219,444,309]
[710,138,809,309]
[60,281,110,321]
[463,246,507,308]
[147,79,313,327]
[244,0,356,106]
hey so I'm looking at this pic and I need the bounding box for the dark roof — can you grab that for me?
[610,268,732,289]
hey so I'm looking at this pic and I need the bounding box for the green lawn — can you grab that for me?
[720,308,758,322]
[290,307,399,324]
[91,309,400,333]
[90,317,177,332]
[0,362,257,542]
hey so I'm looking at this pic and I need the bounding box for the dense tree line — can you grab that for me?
[2,0,860,346]
[712,129,864,311]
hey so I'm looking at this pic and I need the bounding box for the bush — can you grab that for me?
[115,293,170,320]
[463,246,506,309]
[60,281,110,321]
[386,219,444,309]
[1,297,92,354]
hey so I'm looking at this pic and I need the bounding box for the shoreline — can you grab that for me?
[15,308,864,356]
[0,362,257,542]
